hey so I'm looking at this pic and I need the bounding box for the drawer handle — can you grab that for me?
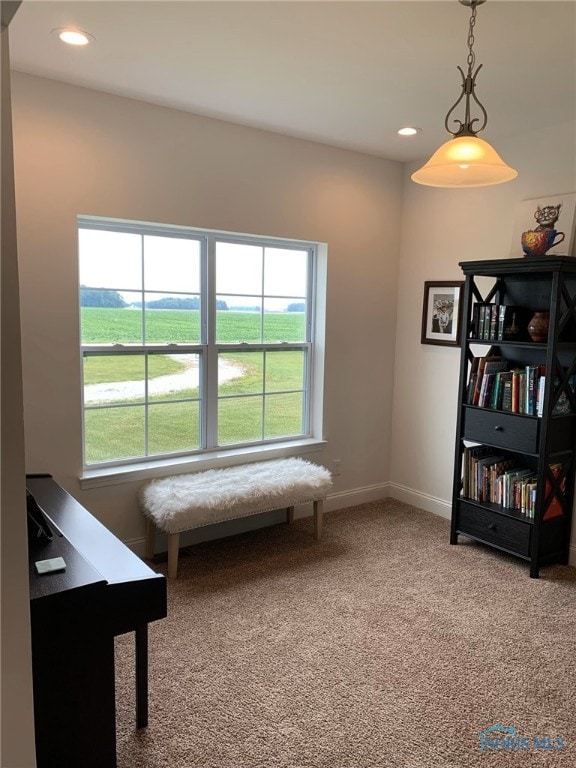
[494,425,504,432]
[488,523,497,531]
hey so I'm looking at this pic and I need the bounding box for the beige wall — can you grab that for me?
[1,24,36,768]
[11,72,403,547]
[391,120,576,560]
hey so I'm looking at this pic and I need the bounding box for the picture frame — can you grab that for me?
[421,281,463,347]
[510,193,576,258]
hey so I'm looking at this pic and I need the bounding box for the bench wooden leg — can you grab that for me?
[313,499,323,540]
[167,533,180,579]
[146,518,156,560]
[287,506,294,524]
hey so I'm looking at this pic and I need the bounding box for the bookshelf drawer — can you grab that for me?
[463,408,539,453]
[458,502,531,557]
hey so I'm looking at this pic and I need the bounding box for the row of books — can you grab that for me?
[467,355,576,415]
[471,303,528,342]
[462,446,565,520]
[466,356,546,416]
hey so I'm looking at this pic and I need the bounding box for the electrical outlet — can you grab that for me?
[333,459,342,476]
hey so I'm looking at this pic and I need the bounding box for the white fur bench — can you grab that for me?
[141,457,332,578]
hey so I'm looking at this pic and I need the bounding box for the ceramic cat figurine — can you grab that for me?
[522,203,565,257]
[534,203,562,230]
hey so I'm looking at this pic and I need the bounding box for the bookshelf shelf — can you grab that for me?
[470,339,576,350]
[470,339,548,348]
[451,257,576,577]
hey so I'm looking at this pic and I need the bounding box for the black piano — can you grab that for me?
[26,474,167,768]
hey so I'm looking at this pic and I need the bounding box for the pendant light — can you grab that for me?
[412,0,517,188]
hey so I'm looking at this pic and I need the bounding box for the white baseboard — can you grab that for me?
[387,482,576,569]
[387,482,452,520]
[126,479,576,569]
[324,482,391,512]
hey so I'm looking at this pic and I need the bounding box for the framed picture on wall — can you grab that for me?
[421,281,463,347]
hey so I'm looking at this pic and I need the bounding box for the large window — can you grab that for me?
[79,218,319,468]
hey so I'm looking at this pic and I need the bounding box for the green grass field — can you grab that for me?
[82,308,307,463]
[81,307,306,344]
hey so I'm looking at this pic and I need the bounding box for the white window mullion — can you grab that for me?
[306,246,315,343]
[260,246,265,343]
[140,234,146,344]
[144,352,149,457]
[262,349,267,440]
[303,346,312,435]
[260,249,265,440]
[205,236,219,449]
[140,235,148,456]
[303,248,315,435]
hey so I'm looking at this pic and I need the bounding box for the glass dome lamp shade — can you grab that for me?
[411,135,518,187]
[411,0,518,189]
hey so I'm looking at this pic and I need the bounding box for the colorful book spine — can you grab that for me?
[526,365,538,416]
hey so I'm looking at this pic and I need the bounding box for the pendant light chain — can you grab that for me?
[466,3,477,75]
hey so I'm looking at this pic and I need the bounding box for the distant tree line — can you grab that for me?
[146,297,200,310]
[80,287,127,308]
[80,289,304,313]
[146,297,229,310]
[80,288,229,310]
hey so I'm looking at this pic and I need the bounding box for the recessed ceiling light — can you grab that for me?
[397,127,421,137]
[52,28,94,46]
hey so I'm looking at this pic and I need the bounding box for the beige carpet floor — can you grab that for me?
[114,499,576,768]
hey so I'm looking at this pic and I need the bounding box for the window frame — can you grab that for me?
[78,216,320,473]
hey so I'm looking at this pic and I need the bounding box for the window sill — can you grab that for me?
[79,438,327,490]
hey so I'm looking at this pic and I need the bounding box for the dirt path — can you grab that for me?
[84,355,244,404]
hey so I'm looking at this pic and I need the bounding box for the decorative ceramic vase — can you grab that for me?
[527,311,550,343]
[521,228,565,257]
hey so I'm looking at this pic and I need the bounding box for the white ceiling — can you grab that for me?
[8,1,576,163]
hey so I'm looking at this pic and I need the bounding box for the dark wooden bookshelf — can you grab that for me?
[451,257,576,577]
